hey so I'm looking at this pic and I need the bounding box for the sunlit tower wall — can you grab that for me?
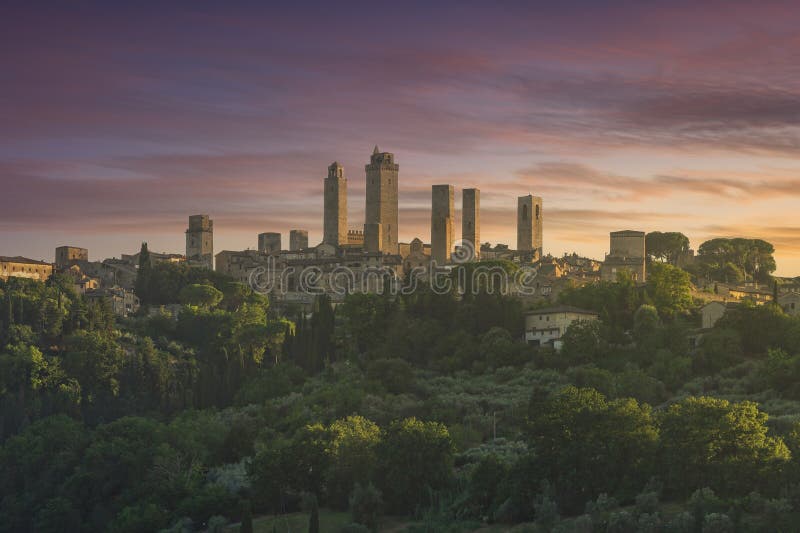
[323,162,348,246]
[431,184,454,264]
[462,188,480,260]
[517,194,543,258]
[364,146,399,254]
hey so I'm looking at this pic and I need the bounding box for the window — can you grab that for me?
[536,204,540,220]
[522,204,528,220]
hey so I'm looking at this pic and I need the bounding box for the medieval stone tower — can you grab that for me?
[364,146,399,254]
[517,195,543,256]
[323,162,348,246]
[431,184,454,264]
[258,232,281,253]
[289,229,309,251]
[186,214,214,269]
[462,188,480,260]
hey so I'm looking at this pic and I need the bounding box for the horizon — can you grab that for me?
[3,2,800,275]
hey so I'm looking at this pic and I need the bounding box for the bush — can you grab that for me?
[702,513,733,533]
[349,483,383,532]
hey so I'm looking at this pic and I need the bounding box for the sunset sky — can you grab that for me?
[2,1,800,275]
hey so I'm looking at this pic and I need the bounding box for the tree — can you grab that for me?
[349,483,383,532]
[697,238,776,283]
[325,416,382,509]
[376,417,454,513]
[659,397,790,497]
[646,263,692,317]
[526,387,658,513]
[178,284,223,308]
[645,232,690,264]
[239,499,253,533]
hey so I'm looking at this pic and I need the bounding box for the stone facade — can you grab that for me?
[0,256,53,281]
[289,229,309,251]
[364,146,399,254]
[55,246,88,269]
[600,230,646,282]
[431,184,454,264]
[324,162,348,245]
[186,215,214,270]
[347,229,364,247]
[517,195,543,259]
[779,292,800,316]
[258,232,282,253]
[524,305,599,350]
[462,188,480,260]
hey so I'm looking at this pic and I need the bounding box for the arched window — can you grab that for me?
[535,204,540,219]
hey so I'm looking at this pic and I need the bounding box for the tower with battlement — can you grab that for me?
[324,162,348,246]
[431,184,454,264]
[186,215,214,269]
[517,195,543,258]
[364,146,399,254]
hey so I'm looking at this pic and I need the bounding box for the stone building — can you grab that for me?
[779,292,800,316]
[462,188,480,260]
[347,229,364,247]
[402,238,431,275]
[290,229,309,251]
[258,232,282,253]
[600,230,646,282]
[55,246,88,269]
[517,195,543,259]
[186,215,214,270]
[524,305,599,350]
[0,256,53,281]
[364,146,399,255]
[85,286,140,317]
[324,162,348,246]
[431,184,454,264]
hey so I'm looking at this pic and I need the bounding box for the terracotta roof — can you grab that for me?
[0,256,51,266]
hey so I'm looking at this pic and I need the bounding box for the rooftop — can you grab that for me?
[526,305,599,316]
[0,256,51,266]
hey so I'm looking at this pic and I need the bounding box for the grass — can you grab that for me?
[225,509,410,533]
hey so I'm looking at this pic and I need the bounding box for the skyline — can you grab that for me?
[2,2,800,274]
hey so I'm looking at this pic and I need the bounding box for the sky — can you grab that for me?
[2,1,800,275]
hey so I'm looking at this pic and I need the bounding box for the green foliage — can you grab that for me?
[646,263,693,317]
[349,483,382,532]
[659,397,790,497]
[646,231,690,264]
[377,417,455,513]
[178,283,223,308]
[697,238,776,283]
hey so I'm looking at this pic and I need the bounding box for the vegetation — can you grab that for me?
[2,256,800,532]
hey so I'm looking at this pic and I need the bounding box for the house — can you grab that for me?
[779,292,800,316]
[700,301,728,329]
[0,256,53,282]
[524,305,599,350]
[85,286,140,317]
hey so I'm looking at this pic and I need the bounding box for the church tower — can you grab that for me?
[364,146,399,254]
[324,162,347,246]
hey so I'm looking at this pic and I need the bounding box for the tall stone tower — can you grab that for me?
[324,162,348,246]
[186,214,214,269]
[364,146,399,254]
[462,188,480,260]
[258,232,281,253]
[431,184,454,264]
[517,195,543,256]
[289,229,309,251]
